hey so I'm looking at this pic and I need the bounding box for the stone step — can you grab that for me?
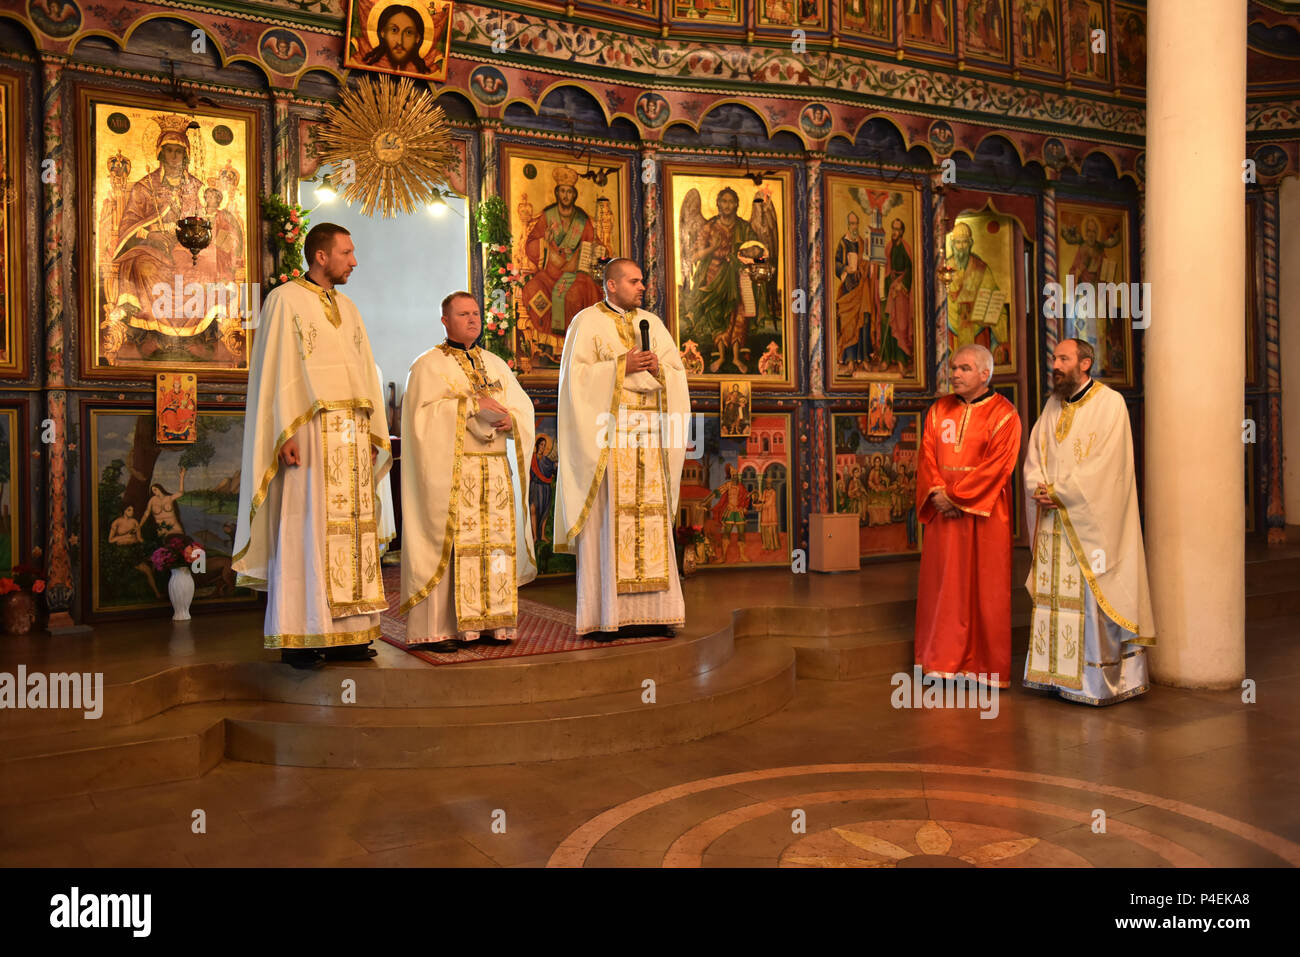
[0,709,227,805]
[1244,555,1300,592]
[0,637,794,799]
[226,636,794,768]
[0,627,736,737]
[1245,589,1300,621]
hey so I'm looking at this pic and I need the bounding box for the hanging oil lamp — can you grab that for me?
[175,215,212,266]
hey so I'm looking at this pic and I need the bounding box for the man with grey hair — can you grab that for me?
[914,342,1021,688]
[1022,337,1155,704]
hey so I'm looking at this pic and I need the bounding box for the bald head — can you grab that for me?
[603,257,645,311]
[603,258,637,287]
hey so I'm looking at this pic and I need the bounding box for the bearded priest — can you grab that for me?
[554,258,690,641]
[1023,338,1156,705]
[399,292,537,653]
[234,224,393,669]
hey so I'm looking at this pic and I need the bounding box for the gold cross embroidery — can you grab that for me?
[292,315,317,360]
[441,344,501,396]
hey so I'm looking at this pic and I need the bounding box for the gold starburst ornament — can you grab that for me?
[315,74,457,218]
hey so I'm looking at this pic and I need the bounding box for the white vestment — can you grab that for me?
[233,277,394,648]
[399,342,536,642]
[555,300,690,634]
[1022,380,1156,704]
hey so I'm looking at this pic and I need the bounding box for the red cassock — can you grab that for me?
[914,392,1021,688]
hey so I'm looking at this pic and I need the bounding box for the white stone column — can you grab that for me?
[1145,0,1247,687]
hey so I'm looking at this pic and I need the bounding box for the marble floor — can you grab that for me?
[1,549,1298,868]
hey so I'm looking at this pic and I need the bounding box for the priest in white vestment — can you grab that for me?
[554,259,690,640]
[1023,337,1156,704]
[400,292,536,652]
[234,224,394,668]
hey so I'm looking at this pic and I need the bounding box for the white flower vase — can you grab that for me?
[168,567,195,621]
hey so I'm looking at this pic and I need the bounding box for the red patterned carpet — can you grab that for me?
[378,564,670,665]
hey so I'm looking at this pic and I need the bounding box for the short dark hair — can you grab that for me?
[602,257,639,291]
[304,223,350,268]
[1067,337,1095,372]
[441,291,477,315]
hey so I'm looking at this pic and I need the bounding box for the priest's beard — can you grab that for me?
[1051,369,1084,399]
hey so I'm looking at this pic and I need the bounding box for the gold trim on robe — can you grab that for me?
[321,407,386,617]
[265,624,381,650]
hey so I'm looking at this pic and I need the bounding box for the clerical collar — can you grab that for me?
[300,275,332,294]
[960,389,995,405]
[1067,379,1094,404]
[443,333,484,351]
[603,298,632,316]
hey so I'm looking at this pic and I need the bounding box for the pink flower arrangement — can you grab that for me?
[151,535,203,572]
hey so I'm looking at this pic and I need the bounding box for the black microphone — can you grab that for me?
[639,318,650,352]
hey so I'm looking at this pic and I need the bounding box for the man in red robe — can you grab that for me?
[914,343,1021,688]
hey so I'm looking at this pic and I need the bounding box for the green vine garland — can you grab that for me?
[474,195,521,367]
[262,195,309,286]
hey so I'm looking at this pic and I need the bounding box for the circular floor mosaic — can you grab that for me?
[546,763,1300,868]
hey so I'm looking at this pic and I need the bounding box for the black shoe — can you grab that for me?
[323,642,379,661]
[617,624,675,639]
[475,632,512,646]
[281,648,326,669]
[583,630,621,643]
[414,639,462,653]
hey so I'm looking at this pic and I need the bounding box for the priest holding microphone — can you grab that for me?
[554,258,690,641]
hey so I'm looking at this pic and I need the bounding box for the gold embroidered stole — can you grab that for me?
[322,407,386,617]
[453,445,517,629]
[1027,508,1085,689]
[443,343,517,628]
[596,302,672,594]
